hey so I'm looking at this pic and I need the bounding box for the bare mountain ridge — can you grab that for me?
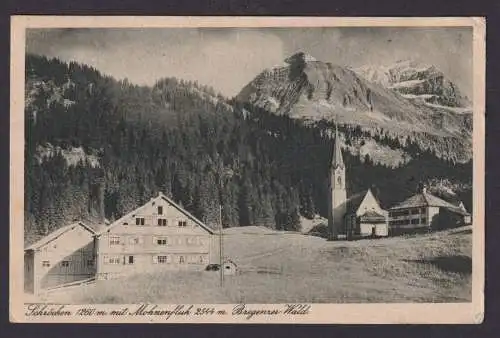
[353,59,471,109]
[237,52,472,163]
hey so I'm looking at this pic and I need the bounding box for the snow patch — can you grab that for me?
[389,79,425,89]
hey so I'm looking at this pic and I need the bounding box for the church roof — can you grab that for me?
[331,126,344,169]
[390,190,470,216]
[345,191,368,214]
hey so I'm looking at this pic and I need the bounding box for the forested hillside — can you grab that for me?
[24,54,472,245]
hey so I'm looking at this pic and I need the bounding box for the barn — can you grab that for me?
[24,221,96,295]
[94,192,217,280]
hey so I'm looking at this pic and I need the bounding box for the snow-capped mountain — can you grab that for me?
[236,52,472,164]
[353,59,471,109]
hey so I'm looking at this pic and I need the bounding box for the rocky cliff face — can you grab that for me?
[237,52,472,164]
[353,59,471,109]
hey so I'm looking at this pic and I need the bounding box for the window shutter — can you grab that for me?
[152,255,158,264]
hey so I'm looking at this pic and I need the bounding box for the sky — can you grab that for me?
[26,27,473,98]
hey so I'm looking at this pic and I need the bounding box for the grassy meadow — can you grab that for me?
[42,226,472,304]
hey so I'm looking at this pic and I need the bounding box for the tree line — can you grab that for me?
[24,54,472,244]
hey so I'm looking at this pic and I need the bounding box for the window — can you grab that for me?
[128,256,134,264]
[157,218,167,226]
[178,220,187,227]
[42,261,50,267]
[179,256,185,264]
[86,260,94,267]
[199,256,205,264]
[411,219,419,225]
[61,261,70,267]
[110,236,120,245]
[421,218,427,224]
[158,256,168,264]
[107,256,121,264]
[157,238,167,245]
[421,208,426,213]
[129,237,140,245]
[390,210,410,217]
[136,217,145,226]
[158,206,163,215]
[411,209,420,215]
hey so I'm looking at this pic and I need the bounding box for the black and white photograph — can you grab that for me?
[10,16,485,323]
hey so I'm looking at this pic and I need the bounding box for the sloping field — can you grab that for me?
[42,226,472,304]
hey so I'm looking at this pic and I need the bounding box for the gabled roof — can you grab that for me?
[359,210,386,223]
[390,191,470,216]
[360,210,386,218]
[96,192,215,236]
[25,221,95,251]
[345,190,370,214]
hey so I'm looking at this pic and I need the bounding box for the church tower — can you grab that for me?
[328,126,347,240]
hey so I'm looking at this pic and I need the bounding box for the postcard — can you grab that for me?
[10,16,485,323]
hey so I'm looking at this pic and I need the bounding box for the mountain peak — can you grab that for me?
[284,52,317,64]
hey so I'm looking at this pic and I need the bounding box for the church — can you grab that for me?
[327,127,389,240]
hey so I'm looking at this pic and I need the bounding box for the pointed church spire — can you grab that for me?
[331,125,344,169]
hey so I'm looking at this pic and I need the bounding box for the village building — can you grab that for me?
[24,221,96,295]
[388,187,471,234]
[344,189,389,238]
[94,192,218,280]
